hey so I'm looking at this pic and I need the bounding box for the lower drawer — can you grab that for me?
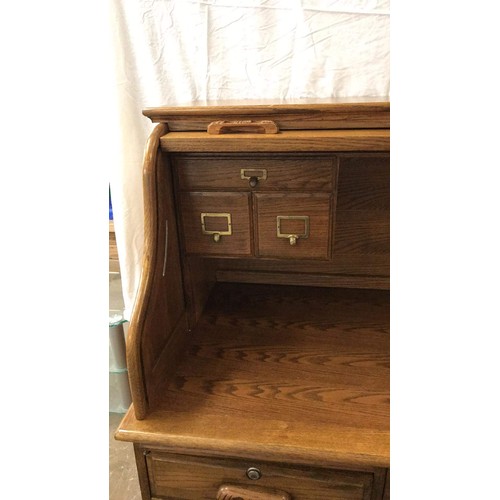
[255,193,331,260]
[143,451,378,500]
[179,192,252,256]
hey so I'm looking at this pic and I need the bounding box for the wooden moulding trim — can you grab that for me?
[215,270,389,290]
[126,123,169,421]
[143,99,389,115]
[142,99,390,130]
[160,130,389,153]
[157,115,389,132]
[115,429,390,469]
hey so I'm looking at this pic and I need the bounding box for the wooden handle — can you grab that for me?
[217,484,291,500]
[207,120,279,135]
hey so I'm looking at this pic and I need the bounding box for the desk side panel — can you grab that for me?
[127,124,188,420]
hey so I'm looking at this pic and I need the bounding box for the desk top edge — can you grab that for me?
[143,97,390,120]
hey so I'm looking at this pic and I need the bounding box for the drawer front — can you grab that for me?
[175,156,334,192]
[255,193,331,259]
[180,192,252,256]
[146,452,374,500]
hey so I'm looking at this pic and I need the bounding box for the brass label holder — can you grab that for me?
[276,215,310,246]
[240,168,268,188]
[201,213,232,243]
[240,168,268,181]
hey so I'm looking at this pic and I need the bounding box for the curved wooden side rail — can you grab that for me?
[126,123,168,419]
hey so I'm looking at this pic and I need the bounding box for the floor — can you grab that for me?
[109,271,141,500]
[110,412,141,499]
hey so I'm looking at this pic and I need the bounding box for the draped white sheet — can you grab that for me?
[109,0,390,319]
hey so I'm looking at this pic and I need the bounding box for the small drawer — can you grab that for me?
[174,155,334,192]
[255,193,331,259]
[145,451,375,500]
[179,192,252,256]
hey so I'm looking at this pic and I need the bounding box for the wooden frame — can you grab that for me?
[117,99,390,499]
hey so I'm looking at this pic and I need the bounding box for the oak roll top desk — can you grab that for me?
[115,98,390,500]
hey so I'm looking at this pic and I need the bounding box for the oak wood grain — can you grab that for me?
[120,100,390,499]
[174,154,334,192]
[143,98,389,130]
[182,256,218,329]
[334,216,390,255]
[254,193,332,259]
[334,156,390,271]
[142,151,187,404]
[134,444,153,500]
[217,484,291,500]
[126,124,188,420]
[125,123,167,420]
[336,156,389,211]
[215,270,389,290]
[161,130,389,153]
[146,451,374,500]
[211,255,389,279]
[117,284,389,469]
[148,312,189,409]
[180,192,252,256]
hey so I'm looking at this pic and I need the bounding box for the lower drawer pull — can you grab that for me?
[217,484,291,500]
[276,216,309,246]
[201,212,232,243]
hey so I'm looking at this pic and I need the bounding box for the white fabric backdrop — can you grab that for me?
[109,0,390,319]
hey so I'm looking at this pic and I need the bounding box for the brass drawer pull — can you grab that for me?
[207,120,279,135]
[277,215,310,246]
[240,168,267,188]
[201,213,232,243]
